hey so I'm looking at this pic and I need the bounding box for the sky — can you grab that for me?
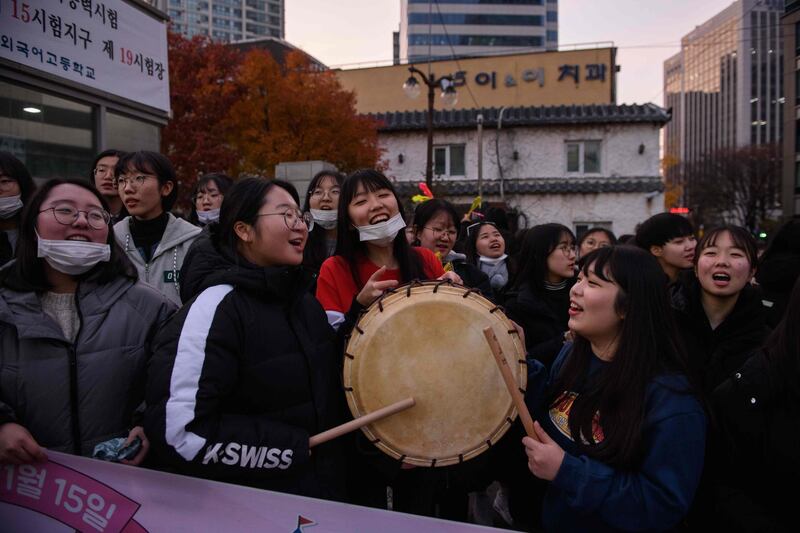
[285,0,736,106]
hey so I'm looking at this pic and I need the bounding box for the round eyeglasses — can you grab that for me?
[255,208,314,231]
[40,205,111,230]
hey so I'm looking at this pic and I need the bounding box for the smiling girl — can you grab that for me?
[671,226,769,393]
[522,245,706,532]
[465,221,513,295]
[315,169,458,331]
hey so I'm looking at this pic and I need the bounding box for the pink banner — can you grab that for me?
[1,451,502,533]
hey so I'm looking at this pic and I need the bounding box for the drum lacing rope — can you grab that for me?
[430,459,437,467]
[506,417,514,425]
[458,454,464,464]
[344,352,355,360]
[398,454,407,463]
[344,386,354,392]
[405,279,424,298]
[354,324,365,335]
[461,287,480,298]
[489,305,504,314]
[370,438,381,444]
[432,278,453,293]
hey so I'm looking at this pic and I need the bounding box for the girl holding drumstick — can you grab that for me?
[522,246,706,532]
[315,169,467,517]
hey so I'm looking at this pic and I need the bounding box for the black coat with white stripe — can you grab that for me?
[144,246,346,500]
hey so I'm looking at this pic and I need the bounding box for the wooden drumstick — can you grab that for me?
[483,326,540,442]
[309,397,416,448]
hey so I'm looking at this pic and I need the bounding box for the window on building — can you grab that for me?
[106,112,160,153]
[0,80,94,182]
[433,144,466,177]
[565,141,601,173]
[547,11,557,23]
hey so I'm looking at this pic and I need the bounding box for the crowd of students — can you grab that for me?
[0,148,799,532]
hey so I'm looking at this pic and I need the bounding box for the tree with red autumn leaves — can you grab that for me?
[225,49,384,177]
[161,31,242,209]
[161,31,383,210]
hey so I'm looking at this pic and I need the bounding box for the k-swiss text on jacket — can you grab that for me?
[202,443,294,470]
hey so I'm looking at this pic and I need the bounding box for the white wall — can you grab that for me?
[381,123,662,182]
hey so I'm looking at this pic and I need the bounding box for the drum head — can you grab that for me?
[344,281,527,467]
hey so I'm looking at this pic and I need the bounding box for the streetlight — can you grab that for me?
[403,66,458,189]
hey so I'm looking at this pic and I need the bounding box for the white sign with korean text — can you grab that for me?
[0,0,170,113]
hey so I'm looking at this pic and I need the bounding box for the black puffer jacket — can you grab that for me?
[671,275,769,394]
[710,351,797,532]
[756,251,800,328]
[145,232,347,501]
[0,266,176,455]
[504,281,574,367]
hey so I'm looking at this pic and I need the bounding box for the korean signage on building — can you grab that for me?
[337,48,616,114]
[0,0,170,113]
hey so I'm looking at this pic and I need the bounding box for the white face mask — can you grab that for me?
[197,208,220,224]
[310,209,337,230]
[37,233,111,276]
[355,212,406,247]
[479,254,508,266]
[0,195,23,219]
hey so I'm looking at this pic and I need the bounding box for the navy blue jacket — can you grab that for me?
[527,344,707,532]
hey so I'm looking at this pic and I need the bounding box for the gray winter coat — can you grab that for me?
[0,275,176,456]
[114,214,201,306]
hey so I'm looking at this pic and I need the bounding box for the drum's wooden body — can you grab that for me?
[344,281,527,467]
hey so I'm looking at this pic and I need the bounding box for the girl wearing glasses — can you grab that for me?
[412,198,494,300]
[465,221,514,296]
[189,172,233,227]
[113,151,201,305]
[315,169,458,332]
[505,224,578,368]
[302,170,344,278]
[0,152,36,267]
[145,178,346,500]
[0,179,175,465]
[90,149,127,224]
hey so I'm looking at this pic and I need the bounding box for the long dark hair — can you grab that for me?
[763,276,800,400]
[510,223,575,294]
[218,177,300,259]
[114,151,179,212]
[0,179,137,291]
[302,170,344,272]
[0,151,36,205]
[189,172,234,225]
[334,169,424,287]
[545,245,693,470]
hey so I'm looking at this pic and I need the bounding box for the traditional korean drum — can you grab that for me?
[343,281,527,467]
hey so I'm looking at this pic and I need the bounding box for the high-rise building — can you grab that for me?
[663,0,784,182]
[144,0,284,42]
[781,0,800,218]
[399,0,558,63]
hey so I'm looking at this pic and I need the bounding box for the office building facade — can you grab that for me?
[663,0,784,203]
[145,0,284,42]
[781,0,800,217]
[399,0,558,63]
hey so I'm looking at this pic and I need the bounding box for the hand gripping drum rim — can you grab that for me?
[343,280,527,467]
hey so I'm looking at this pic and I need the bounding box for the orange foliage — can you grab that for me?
[225,50,384,176]
[161,31,243,208]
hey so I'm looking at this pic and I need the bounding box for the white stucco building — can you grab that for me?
[374,103,670,236]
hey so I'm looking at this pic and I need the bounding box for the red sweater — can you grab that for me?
[316,247,445,315]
